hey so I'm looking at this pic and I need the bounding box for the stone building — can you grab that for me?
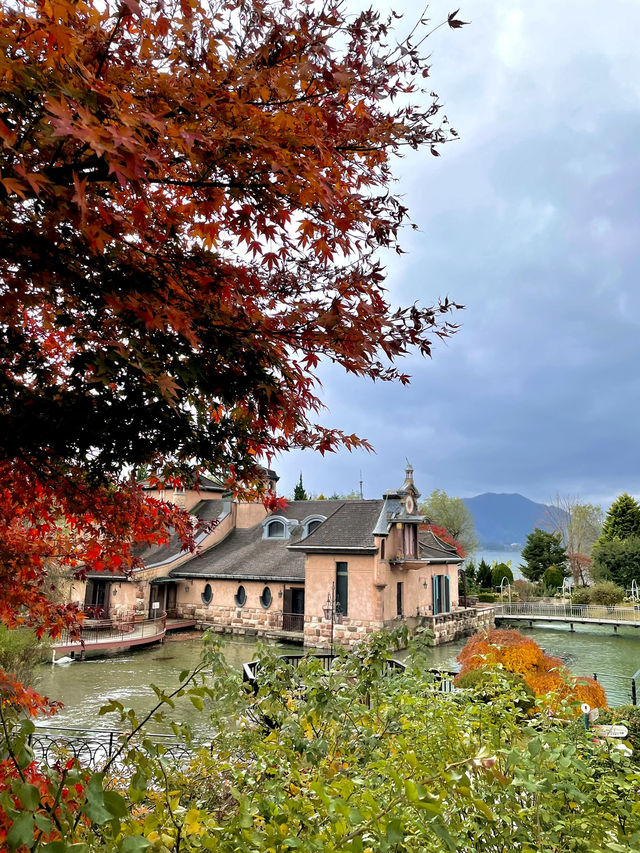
[74,465,492,647]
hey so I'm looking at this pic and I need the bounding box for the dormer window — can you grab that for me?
[262,515,292,540]
[302,515,326,537]
[267,520,285,538]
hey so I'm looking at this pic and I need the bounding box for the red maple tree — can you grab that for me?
[0,0,466,648]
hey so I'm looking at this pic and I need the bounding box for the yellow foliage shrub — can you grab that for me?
[456,629,607,711]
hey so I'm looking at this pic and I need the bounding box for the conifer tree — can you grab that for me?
[598,493,640,543]
[293,474,308,502]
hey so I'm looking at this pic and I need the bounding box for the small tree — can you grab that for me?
[464,559,477,583]
[592,536,640,587]
[598,494,640,544]
[293,474,308,502]
[476,559,493,589]
[419,489,479,556]
[521,528,567,582]
[542,565,565,591]
[491,562,513,588]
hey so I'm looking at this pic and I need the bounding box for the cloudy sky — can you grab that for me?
[275,0,640,508]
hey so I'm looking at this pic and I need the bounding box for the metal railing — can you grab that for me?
[27,725,195,769]
[53,614,167,648]
[592,671,640,707]
[495,602,640,624]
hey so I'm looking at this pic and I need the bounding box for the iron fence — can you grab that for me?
[27,725,196,769]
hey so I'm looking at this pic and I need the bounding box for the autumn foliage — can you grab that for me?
[456,629,608,711]
[0,0,465,664]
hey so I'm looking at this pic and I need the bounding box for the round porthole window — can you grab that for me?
[260,586,272,608]
[234,585,247,607]
[201,583,213,605]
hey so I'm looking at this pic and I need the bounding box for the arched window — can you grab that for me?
[266,520,285,538]
[260,586,272,608]
[234,585,247,607]
[201,583,213,605]
[302,515,326,537]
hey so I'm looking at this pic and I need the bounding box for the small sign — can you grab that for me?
[581,703,591,714]
[589,708,600,723]
[594,724,629,739]
[152,601,160,610]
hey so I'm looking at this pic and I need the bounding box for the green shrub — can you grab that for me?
[477,592,497,603]
[542,564,565,590]
[589,581,625,606]
[0,625,48,685]
[513,579,537,601]
[571,586,591,605]
[597,705,640,763]
[491,562,513,588]
[455,668,536,713]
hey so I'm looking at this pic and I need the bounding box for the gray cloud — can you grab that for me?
[274,0,640,510]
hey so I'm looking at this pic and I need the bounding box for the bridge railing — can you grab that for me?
[495,602,640,623]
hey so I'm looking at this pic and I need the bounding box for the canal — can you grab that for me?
[35,624,640,730]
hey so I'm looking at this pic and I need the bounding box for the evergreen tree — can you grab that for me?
[520,528,567,582]
[476,559,492,589]
[491,562,514,588]
[293,473,308,501]
[598,493,640,543]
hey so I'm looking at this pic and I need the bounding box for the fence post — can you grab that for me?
[632,678,637,706]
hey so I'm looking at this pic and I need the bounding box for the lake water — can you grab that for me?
[468,549,524,580]
[34,623,640,730]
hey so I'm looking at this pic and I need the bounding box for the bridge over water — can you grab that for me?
[495,602,640,633]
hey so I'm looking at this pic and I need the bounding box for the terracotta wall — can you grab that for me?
[175,578,303,636]
[235,502,269,529]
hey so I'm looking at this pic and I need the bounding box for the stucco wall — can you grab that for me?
[175,578,303,637]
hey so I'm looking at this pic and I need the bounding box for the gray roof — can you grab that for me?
[170,525,306,581]
[290,500,384,552]
[137,500,228,568]
[168,500,344,581]
[419,529,463,563]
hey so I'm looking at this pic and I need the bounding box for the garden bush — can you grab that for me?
[456,628,607,711]
[542,564,565,590]
[571,586,591,605]
[477,592,498,602]
[454,668,536,713]
[588,581,625,606]
[513,579,537,601]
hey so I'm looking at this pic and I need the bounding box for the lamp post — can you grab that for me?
[323,582,343,656]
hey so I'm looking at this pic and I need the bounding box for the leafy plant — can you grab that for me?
[588,581,625,606]
[457,629,607,711]
[491,562,513,588]
[542,564,565,590]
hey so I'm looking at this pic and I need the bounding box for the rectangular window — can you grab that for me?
[403,524,418,557]
[432,575,451,615]
[336,561,348,617]
[380,539,385,560]
[396,581,404,617]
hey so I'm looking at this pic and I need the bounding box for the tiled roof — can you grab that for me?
[136,500,228,568]
[290,500,384,552]
[170,524,306,581]
[418,529,463,562]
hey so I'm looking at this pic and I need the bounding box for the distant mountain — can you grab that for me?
[462,493,564,549]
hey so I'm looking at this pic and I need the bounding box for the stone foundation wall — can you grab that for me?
[176,602,284,638]
[420,606,495,646]
[303,616,384,649]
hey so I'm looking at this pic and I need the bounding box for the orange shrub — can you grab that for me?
[456,629,607,711]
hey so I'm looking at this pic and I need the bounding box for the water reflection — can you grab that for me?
[35,624,640,730]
